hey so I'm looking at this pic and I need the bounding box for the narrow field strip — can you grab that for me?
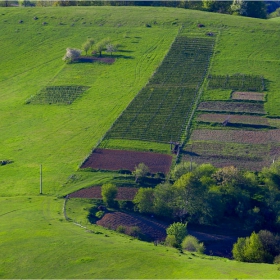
[68,186,138,201]
[106,35,215,143]
[197,113,270,126]
[81,148,172,174]
[231,91,265,101]
[182,141,277,170]
[190,129,280,144]
[197,101,266,114]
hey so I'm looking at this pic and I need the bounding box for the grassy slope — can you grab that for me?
[1,6,280,278]
[1,196,280,279]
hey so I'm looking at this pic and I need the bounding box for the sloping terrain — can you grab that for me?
[1,6,280,279]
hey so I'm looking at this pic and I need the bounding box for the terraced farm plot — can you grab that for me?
[190,129,280,144]
[207,74,265,92]
[197,113,270,126]
[68,186,138,201]
[231,91,265,101]
[197,101,265,114]
[183,141,277,170]
[106,36,215,143]
[27,86,89,105]
[81,149,172,174]
[96,211,168,241]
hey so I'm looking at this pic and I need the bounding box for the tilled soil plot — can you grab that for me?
[68,186,138,201]
[198,101,265,114]
[97,211,242,258]
[197,113,269,126]
[81,149,172,174]
[97,211,168,241]
[191,129,280,144]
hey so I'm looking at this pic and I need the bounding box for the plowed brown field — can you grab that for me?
[81,149,172,174]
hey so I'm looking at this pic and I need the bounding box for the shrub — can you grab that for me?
[116,225,126,234]
[126,226,142,238]
[166,222,188,247]
[165,235,177,248]
[95,210,105,219]
[182,235,205,253]
[274,254,280,264]
[101,183,117,207]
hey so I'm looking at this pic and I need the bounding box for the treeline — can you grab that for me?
[133,161,280,234]
[2,0,280,19]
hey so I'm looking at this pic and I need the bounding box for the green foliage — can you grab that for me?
[165,234,177,248]
[182,235,205,253]
[171,161,198,181]
[233,232,269,263]
[116,225,126,233]
[166,222,187,246]
[133,187,154,214]
[95,210,105,219]
[133,163,149,183]
[82,41,90,55]
[101,183,117,207]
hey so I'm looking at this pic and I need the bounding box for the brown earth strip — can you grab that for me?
[81,149,172,174]
[190,129,280,144]
[197,113,269,126]
[197,101,265,114]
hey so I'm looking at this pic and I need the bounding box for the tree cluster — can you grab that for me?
[133,161,280,233]
[233,230,280,263]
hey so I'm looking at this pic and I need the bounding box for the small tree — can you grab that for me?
[87,38,95,49]
[182,235,205,253]
[166,222,188,247]
[62,48,81,63]
[133,163,149,183]
[106,44,117,56]
[133,187,154,214]
[82,41,90,55]
[101,183,117,207]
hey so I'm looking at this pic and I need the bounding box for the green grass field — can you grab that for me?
[1,6,280,278]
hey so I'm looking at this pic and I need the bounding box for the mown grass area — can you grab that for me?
[1,196,280,279]
[2,6,280,278]
[99,138,171,154]
[0,7,179,196]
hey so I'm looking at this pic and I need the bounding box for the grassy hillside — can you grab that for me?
[1,6,280,278]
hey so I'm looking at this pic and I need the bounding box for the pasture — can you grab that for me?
[1,6,280,278]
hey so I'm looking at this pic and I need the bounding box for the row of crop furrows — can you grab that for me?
[106,36,215,143]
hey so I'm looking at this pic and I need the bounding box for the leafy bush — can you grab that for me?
[101,183,117,207]
[165,235,177,248]
[116,225,126,234]
[182,235,205,253]
[95,210,105,219]
[166,222,188,247]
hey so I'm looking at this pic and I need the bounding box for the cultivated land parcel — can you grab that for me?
[1,6,280,278]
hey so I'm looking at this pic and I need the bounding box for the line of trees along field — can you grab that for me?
[2,0,277,19]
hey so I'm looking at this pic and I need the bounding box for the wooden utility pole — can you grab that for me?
[40,164,43,195]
